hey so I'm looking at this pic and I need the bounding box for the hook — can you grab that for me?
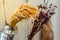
[25,0,29,3]
[44,0,49,6]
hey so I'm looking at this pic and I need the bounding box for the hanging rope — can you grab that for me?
[3,0,7,24]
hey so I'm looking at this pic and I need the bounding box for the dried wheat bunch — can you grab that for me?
[8,4,38,29]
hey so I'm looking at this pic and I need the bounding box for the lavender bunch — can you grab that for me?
[28,4,57,40]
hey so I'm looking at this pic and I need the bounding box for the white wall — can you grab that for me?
[0,0,60,40]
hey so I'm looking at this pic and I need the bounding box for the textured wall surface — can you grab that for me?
[0,0,60,40]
